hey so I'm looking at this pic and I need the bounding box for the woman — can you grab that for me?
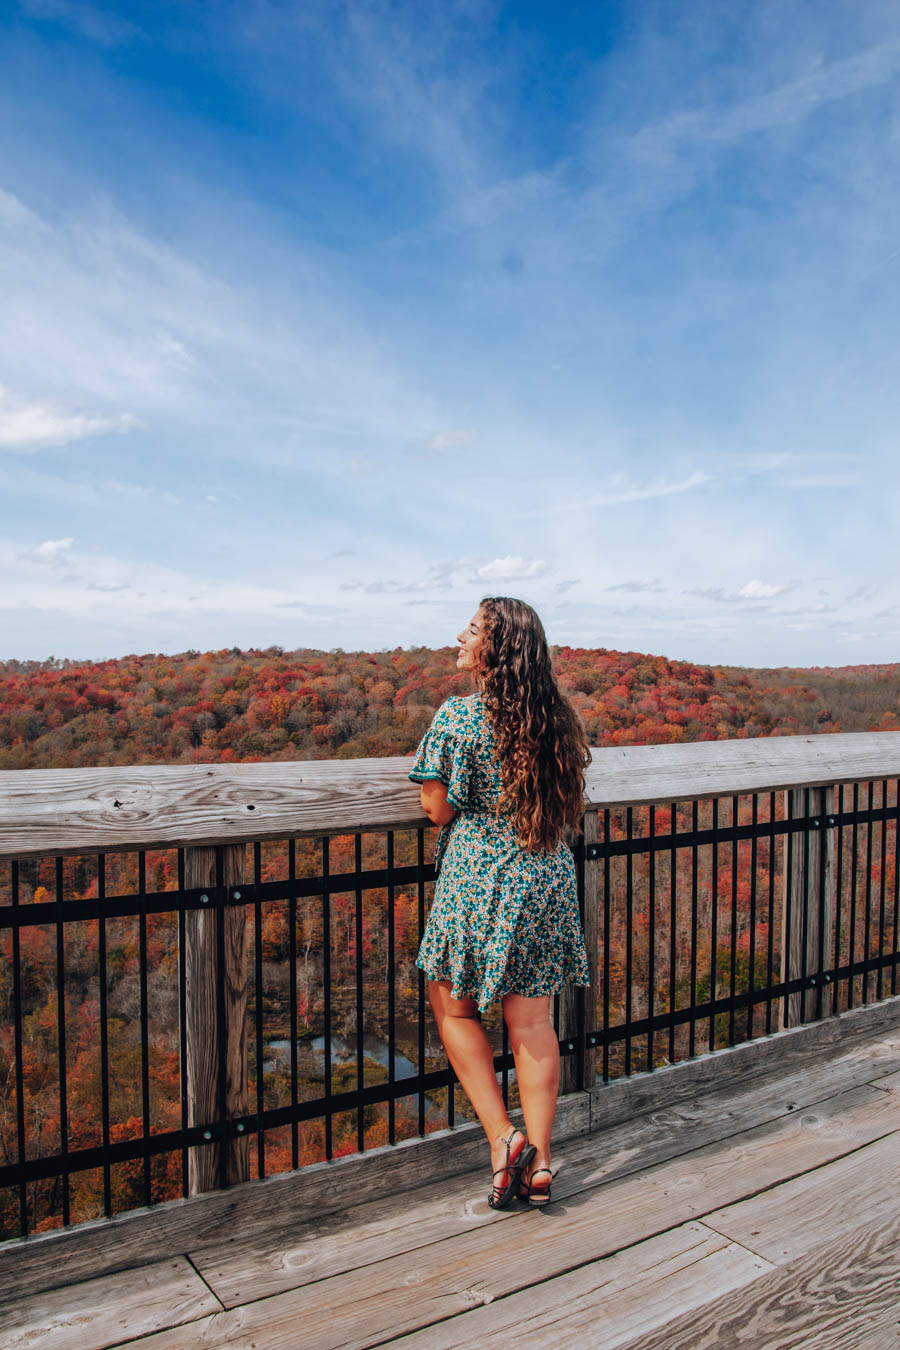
[409,596,590,1208]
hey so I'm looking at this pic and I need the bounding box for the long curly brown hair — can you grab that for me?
[477,596,589,851]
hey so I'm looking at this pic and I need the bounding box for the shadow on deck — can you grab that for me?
[4,1000,900,1350]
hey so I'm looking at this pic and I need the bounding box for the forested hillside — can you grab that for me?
[1,646,899,769]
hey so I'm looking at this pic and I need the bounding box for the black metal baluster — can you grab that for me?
[668,803,677,1064]
[833,787,844,1016]
[288,839,299,1170]
[355,834,365,1153]
[387,832,396,1144]
[11,862,28,1235]
[799,789,811,1025]
[848,784,859,1009]
[55,857,70,1226]
[689,800,699,1057]
[729,797,738,1045]
[877,781,887,1002]
[602,809,611,1083]
[625,807,634,1076]
[863,783,874,1004]
[892,780,900,998]
[97,854,112,1215]
[814,791,828,1022]
[765,793,776,1035]
[747,797,758,1041]
[647,806,656,1072]
[783,793,794,1029]
[709,800,719,1053]
[322,838,333,1161]
[138,852,151,1204]
[253,843,265,1177]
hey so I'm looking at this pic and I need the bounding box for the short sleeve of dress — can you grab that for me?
[408,698,474,811]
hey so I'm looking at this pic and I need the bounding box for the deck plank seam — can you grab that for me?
[184,1253,227,1314]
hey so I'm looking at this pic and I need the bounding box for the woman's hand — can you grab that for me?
[419,780,457,827]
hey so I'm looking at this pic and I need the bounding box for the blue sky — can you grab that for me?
[1,0,898,666]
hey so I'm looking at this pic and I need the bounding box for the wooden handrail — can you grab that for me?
[1,730,899,860]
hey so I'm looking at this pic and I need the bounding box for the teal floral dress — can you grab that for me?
[409,694,590,1011]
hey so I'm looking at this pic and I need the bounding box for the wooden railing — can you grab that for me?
[1,730,899,1236]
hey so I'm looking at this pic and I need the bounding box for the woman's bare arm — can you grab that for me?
[419,780,457,827]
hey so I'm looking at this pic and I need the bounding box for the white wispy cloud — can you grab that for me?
[526,472,710,518]
[629,37,900,164]
[737,579,792,600]
[0,386,140,452]
[476,556,548,582]
[18,536,74,566]
[685,578,795,605]
[421,428,478,452]
[605,578,664,594]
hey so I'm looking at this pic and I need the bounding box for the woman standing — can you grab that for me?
[409,596,590,1208]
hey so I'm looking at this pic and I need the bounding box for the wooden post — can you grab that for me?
[780,787,835,1029]
[559,810,600,1094]
[183,844,249,1194]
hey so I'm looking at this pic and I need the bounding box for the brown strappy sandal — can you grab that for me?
[488,1130,535,1210]
[521,1166,555,1207]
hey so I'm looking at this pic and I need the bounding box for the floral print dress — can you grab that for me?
[409,694,590,1011]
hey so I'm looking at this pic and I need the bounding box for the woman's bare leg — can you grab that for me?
[428,980,524,1187]
[502,992,559,1190]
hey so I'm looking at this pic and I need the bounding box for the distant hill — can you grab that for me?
[1,646,898,770]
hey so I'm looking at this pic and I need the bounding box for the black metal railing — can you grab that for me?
[1,777,898,1239]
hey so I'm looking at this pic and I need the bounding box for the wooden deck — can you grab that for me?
[3,1011,900,1350]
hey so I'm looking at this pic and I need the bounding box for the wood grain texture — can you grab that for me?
[3,731,899,859]
[704,1130,900,1265]
[780,787,835,1030]
[388,1222,773,1350]
[0,1256,220,1350]
[185,1018,900,1308]
[183,844,249,1193]
[615,1210,900,1350]
[105,1085,900,1350]
[184,847,221,1195]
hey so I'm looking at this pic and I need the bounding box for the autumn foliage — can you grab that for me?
[2,644,899,770]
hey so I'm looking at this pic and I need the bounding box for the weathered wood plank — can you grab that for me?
[3,1002,897,1308]
[614,1209,900,1350]
[0,1256,220,1350]
[186,1022,900,1308]
[117,1085,899,1349]
[2,731,899,859]
[780,787,835,1029]
[184,845,249,1193]
[871,1068,900,1094]
[387,1222,773,1350]
[703,1131,900,1265]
